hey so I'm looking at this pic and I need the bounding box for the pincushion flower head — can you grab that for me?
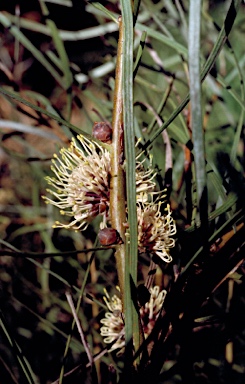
[43,134,160,231]
[137,200,176,263]
[100,286,167,353]
[100,288,125,352]
[44,135,111,230]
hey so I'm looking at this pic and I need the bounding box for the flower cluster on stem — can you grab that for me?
[44,135,111,230]
[100,286,167,353]
[44,133,177,356]
[137,200,176,263]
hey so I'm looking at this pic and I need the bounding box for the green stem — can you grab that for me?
[110,17,127,295]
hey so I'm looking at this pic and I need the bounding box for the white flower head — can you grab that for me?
[43,135,111,230]
[100,286,167,353]
[44,134,162,232]
[100,288,125,352]
[137,200,176,263]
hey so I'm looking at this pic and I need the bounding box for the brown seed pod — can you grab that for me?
[98,228,121,246]
[92,122,112,143]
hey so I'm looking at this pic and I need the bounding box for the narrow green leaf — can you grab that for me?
[185,192,238,233]
[216,75,245,111]
[133,0,141,25]
[189,0,207,227]
[121,0,140,365]
[227,44,245,164]
[206,162,228,203]
[88,1,119,23]
[147,81,174,135]
[39,0,73,118]
[230,108,245,165]
[136,23,188,57]
[39,0,73,89]
[133,30,147,78]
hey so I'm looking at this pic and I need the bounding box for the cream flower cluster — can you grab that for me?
[132,156,176,262]
[137,201,176,263]
[44,134,176,261]
[100,289,125,352]
[100,286,167,353]
[44,135,111,230]
[44,135,156,229]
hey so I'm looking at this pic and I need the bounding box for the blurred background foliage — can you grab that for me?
[0,0,244,383]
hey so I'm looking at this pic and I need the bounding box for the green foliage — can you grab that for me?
[0,1,244,383]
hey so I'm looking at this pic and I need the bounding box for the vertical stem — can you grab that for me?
[111,10,140,371]
[110,17,127,295]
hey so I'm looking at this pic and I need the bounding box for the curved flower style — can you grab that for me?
[44,135,111,230]
[100,286,167,353]
[44,134,160,231]
[139,285,167,336]
[137,201,176,263]
[100,288,125,352]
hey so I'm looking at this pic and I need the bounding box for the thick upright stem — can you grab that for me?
[110,17,126,295]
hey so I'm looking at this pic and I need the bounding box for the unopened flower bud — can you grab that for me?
[92,122,112,143]
[98,228,120,246]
